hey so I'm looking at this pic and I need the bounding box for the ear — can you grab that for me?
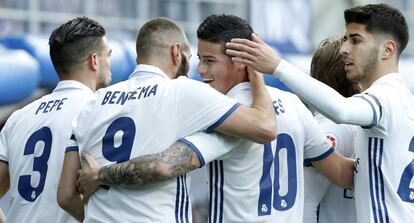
[234,61,246,71]
[88,53,99,71]
[170,43,181,66]
[381,40,396,59]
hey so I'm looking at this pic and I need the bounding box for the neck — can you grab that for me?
[360,59,398,91]
[138,56,176,79]
[61,72,96,92]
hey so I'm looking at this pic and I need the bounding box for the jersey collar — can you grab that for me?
[369,73,400,88]
[52,80,94,95]
[129,64,170,79]
[226,82,251,98]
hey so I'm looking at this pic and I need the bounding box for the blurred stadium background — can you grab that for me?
[0,0,413,221]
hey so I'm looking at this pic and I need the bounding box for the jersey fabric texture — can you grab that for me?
[0,81,93,223]
[70,65,239,223]
[180,82,333,223]
[303,113,357,223]
[353,73,414,223]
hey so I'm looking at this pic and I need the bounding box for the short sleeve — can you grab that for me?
[300,105,333,164]
[65,131,79,153]
[176,78,240,135]
[0,113,15,164]
[178,132,239,167]
[0,128,8,164]
[324,125,357,158]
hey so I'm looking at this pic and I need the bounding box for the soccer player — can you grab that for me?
[77,15,354,223]
[58,17,277,222]
[0,17,111,223]
[226,3,414,222]
[303,36,360,223]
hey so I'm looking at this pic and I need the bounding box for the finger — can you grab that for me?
[252,33,265,45]
[226,49,256,62]
[228,37,259,49]
[226,42,258,56]
[82,192,90,204]
[231,57,254,67]
[81,152,95,167]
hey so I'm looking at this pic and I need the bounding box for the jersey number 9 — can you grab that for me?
[102,117,135,163]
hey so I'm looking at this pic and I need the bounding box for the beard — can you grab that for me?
[176,52,190,78]
[361,46,379,77]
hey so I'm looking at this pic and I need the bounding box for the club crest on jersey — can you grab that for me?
[326,135,336,148]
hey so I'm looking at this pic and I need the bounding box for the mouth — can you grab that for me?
[202,78,214,84]
[343,59,354,71]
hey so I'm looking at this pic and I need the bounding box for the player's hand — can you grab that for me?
[246,66,264,83]
[226,33,281,74]
[78,152,102,204]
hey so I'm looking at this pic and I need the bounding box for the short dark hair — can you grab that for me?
[344,4,409,56]
[197,14,253,54]
[311,37,358,97]
[49,16,106,77]
[136,17,188,59]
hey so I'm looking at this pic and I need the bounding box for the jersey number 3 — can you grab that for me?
[258,133,297,216]
[18,127,52,202]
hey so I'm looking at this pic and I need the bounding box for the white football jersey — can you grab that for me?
[303,113,357,223]
[71,65,240,223]
[0,81,93,223]
[353,73,414,222]
[181,83,333,223]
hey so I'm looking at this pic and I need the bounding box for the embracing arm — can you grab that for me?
[0,162,9,198]
[226,34,376,126]
[0,207,5,223]
[215,68,277,143]
[101,141,199,186]
[57,151,84,222]
[78,141,200,201]
[312,151,355,188]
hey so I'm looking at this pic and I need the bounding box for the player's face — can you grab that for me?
[340,23,380,87]
[97,36,112,89]
[197,40,244,94]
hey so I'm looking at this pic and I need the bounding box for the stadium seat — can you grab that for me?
[0,35,58,89]
[108,40,135,84]
[0,48,40,105]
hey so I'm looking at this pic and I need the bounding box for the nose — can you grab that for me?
[197,62,207,76]
[339,41,349,56]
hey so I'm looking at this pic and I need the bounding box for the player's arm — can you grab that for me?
[57,150,84,222]
[0,207,5,223]
[78,141,199,202]
[214,68,277,143]
[312,151,355,188]
[0,162,9,198]
[226,34,376,126]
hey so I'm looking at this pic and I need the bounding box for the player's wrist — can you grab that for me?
[97,166,109,185]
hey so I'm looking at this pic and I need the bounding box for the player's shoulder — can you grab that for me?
[266,86,301,102]
[175,76,207,88]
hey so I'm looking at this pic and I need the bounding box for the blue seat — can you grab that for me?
[0,35,58,89]
[0,48,40,105]
[108,40,135,84]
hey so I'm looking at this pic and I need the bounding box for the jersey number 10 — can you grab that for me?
[258,133,297,216]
